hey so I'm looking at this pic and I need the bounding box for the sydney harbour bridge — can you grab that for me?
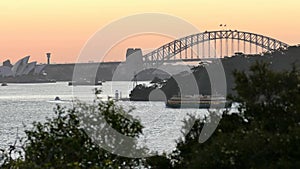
[126,30,290,67]
[42,29,291,82]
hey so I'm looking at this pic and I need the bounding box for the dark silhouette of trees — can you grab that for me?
[0,89,147,169]
[148,62,300,168]
[2,61,300,168]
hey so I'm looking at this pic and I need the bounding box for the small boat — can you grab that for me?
[166,95,231,109]
[68,81,102,86]
[47,96,72,103]
[1,83,8,86]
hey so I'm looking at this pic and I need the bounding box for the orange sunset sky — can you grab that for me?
[1,0,300,64]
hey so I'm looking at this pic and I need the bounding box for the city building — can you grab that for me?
[0,56,46,77]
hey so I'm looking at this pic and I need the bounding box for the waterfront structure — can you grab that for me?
[0,56,46,77]
[47,53,51,64]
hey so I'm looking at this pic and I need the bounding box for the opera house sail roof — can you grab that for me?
[0,56,46,78]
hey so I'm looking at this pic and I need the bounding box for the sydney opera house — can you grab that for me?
[0,56,47,82]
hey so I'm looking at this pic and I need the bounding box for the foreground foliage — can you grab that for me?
[0,89,146,169]
[148,62,300,168]
[2,62,300,168]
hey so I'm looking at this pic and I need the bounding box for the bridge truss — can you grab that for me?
[142,30,289,66]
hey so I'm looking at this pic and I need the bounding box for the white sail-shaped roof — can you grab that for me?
[2,56,46,77]
[11,56,30,76]
[23,62,37,75]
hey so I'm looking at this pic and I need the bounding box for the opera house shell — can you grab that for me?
[0,56,46,77]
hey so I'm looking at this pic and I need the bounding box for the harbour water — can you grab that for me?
[0,82,217,154]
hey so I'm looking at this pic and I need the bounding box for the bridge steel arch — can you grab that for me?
[142,30,289,66]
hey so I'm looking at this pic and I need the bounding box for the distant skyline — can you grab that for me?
[1,0,300,64]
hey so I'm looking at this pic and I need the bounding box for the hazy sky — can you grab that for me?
[1,0,299,63]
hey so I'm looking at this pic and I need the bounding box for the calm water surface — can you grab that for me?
[0,82,212,153]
